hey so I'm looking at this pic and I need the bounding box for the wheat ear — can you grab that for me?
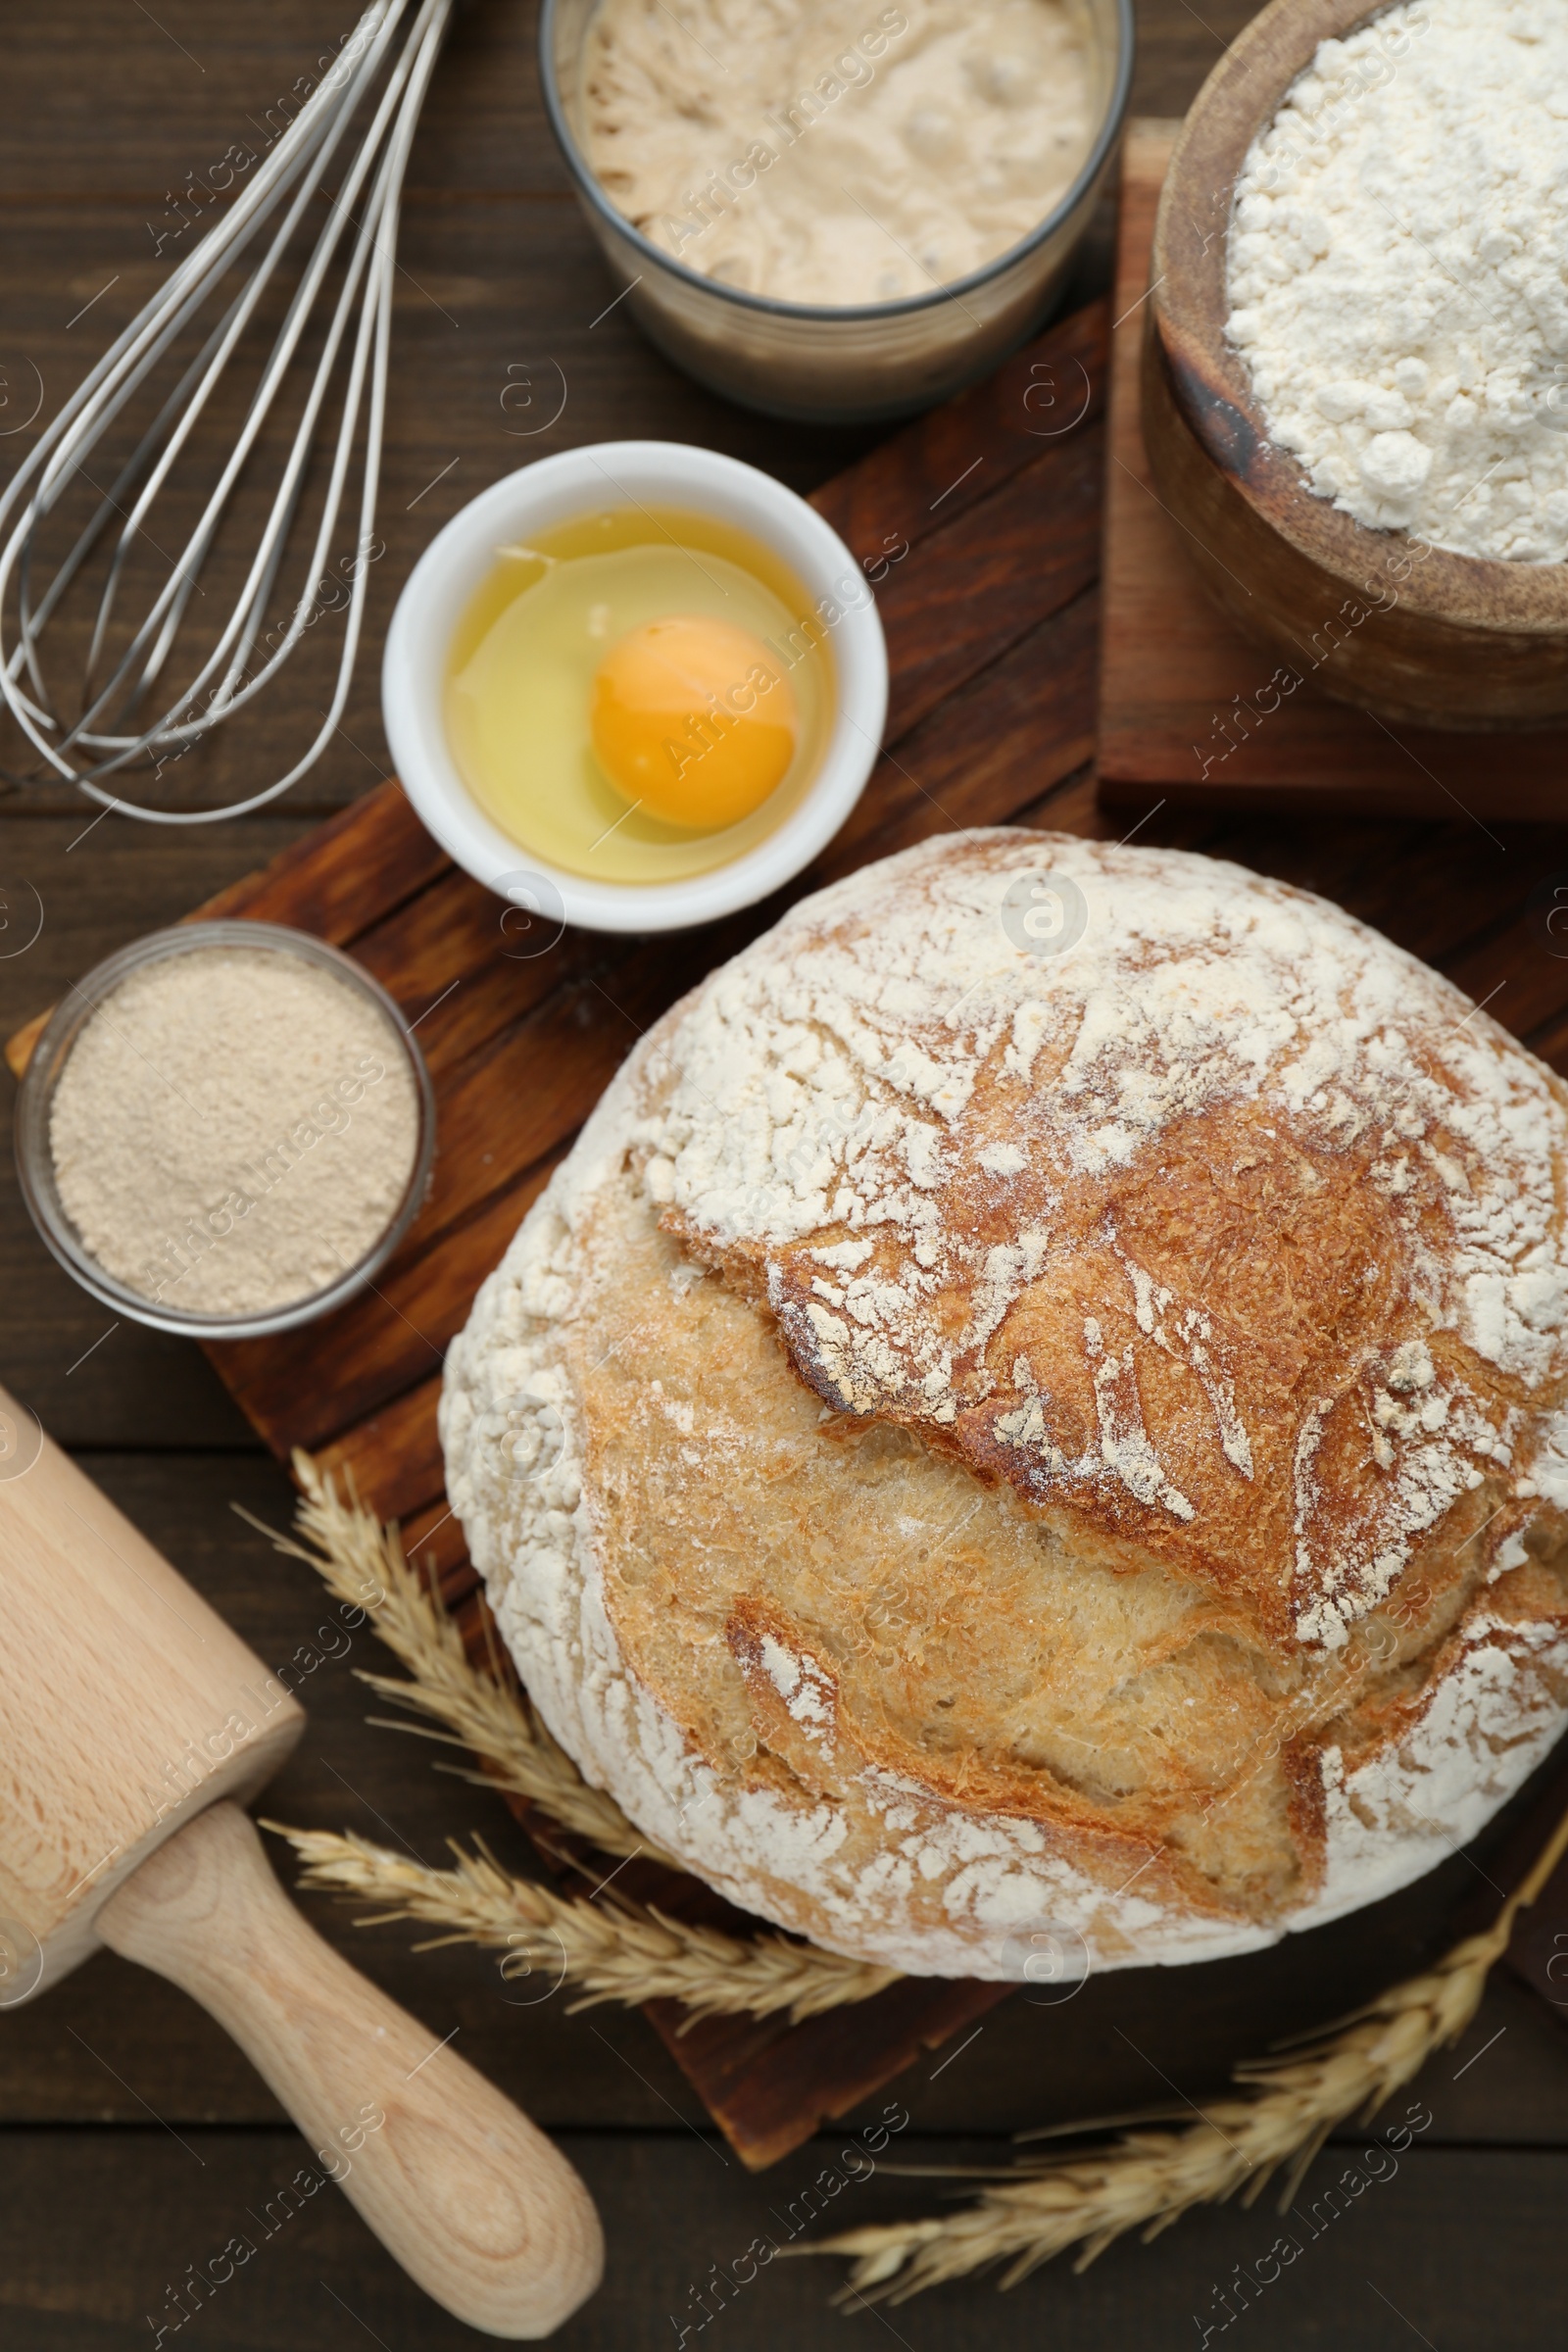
[239,1451,660,1864]
[251,1455,902,2028]
[268,1824,901,2029]
[799,1799,1568,2302]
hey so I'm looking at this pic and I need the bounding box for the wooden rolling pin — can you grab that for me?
[0,1383,603,2337]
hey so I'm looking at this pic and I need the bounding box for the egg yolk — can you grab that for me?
[589,614,799,829]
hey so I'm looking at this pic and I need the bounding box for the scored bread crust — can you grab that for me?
[442,833,1568,1978]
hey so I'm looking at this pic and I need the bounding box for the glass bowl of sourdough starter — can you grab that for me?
[539,0,1134,423]
[14,922,438,1341]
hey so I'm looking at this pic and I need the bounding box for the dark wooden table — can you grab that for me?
[3,6,1567,2347]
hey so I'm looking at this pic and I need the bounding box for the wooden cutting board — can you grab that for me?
[1097,120,1568,814]
[5,295,1106,2168]
[14,258,1568,2166]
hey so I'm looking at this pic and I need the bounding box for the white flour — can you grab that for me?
[1226,0,1568,562]
[50,946,419,1317]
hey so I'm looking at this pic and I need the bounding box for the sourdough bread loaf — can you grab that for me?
[442,833,1568,1978]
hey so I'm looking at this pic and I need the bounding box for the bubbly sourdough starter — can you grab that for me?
[580,0,1097,305]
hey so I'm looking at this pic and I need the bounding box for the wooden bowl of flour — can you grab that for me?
[1142,0,1568,731]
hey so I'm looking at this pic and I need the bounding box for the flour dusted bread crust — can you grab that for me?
[442,833,1568,1978]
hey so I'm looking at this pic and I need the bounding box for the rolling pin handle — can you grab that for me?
[98,1800,603,2339]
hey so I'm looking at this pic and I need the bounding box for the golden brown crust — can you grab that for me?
[443,832,1568,1976]
[670,1076,1553,1654]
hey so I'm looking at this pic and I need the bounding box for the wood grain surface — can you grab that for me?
[4,6,1568,2348]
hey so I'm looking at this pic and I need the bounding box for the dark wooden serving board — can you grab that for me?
[1098,121,1568,815]
[5,298,1107,2168]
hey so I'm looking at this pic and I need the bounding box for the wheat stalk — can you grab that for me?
[252,1454,1565,2274]
[798,1800,1568,2302]
[250,1454,901,2028]
[241,1451,662,1864]
[269,1823,901,2028]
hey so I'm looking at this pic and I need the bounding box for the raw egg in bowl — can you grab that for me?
[591,612,797,828]
[383,444,888,934]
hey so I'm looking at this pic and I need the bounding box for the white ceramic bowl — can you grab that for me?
[381,441,889,935]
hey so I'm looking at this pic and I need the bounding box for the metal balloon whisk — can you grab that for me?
[0,0,453,823]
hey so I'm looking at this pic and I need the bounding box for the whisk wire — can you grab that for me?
[57,30,413,768]
[0,0,454,821]
[1,0,396,758]
[26,0,412,760]
[5,0,393,561]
